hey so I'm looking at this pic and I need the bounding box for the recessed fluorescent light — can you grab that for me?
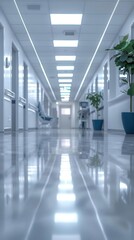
[60,88,71,91]
[59,83,71,86]
[57,66,74,70]
[55,56,76,61]
[50,14,82,25]
[58,79,72,83]
[53,40,78,47]
[60,92,71,95]
[58,73,73,77]
[60,91,71,94]
[60,92,70,95]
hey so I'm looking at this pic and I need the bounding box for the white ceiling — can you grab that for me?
[0,0,134,102]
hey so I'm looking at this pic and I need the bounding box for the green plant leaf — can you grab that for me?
[121,78,128,84]
[120,53,128,62]
[127,57,134,63]
[127,83,134,96]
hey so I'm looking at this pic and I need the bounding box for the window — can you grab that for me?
[61,108,71,115]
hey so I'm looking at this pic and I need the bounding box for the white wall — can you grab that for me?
[28,109,36,129]
[82,8,134,132]
[4,98,11,129]
[0,9,41,130]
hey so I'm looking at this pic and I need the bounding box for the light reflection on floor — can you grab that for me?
[0,129,134,240]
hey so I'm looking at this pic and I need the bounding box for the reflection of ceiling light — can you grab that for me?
[57,193,76,202]
[55,56,76,61]
[58,73,73,77]
[60,174,72,181]
[58,183,73,190]
[57,66,74,70]
[53,40,78,47]
[54,213,78,223]
[50,14,82,25]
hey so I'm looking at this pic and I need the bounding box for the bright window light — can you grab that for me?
[55,56,76,61]
[50,14,82,25]
[58,73,73,77]
[54,213,78,223]
[58,79,72,83]
[53,40,78,47]
[61,99,69,102]
[57,66,74,70]
[61,98,69,102]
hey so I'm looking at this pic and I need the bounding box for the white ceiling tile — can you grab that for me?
[0,0,133,101]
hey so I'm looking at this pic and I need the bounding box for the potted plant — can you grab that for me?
[106,35,134,134]
[86,92,103,130]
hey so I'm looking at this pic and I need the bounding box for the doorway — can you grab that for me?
[59,106,71,129]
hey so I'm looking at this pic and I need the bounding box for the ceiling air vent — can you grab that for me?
[64,30,75,36]
[27,4,41,10]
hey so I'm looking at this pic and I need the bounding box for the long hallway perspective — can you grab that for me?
[0,129,134,240]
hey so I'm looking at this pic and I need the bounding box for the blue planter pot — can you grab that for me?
[122,112,134,134]
[92,119,103,130]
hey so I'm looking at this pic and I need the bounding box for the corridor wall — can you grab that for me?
[83,8,134,131]
[0,9,43,131]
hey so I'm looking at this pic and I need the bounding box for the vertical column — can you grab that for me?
[95,76,98,93]
[131,23,134,112]
[12,46,19,131]
[109,51,118,99]
[104,63,108,131]
[36,82,39,129]
[95,76,98,119]
[0,26,4,132]
[24,63,28,131]
[41,87,44,105]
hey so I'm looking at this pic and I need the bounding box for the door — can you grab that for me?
[59,106,71,129]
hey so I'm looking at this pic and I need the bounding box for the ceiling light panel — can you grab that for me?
[50,14,82,25]
[55,56,76,61]
[59,83,72,86]
[53,40,78,47]
[58,73,73,77]
[58,79,72,83]
[57,66,74,70]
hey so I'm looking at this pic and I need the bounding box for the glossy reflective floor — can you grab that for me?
[0,129,134,240]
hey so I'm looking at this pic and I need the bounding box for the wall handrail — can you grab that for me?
[4,88,15,99]
[19,96,26,105]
